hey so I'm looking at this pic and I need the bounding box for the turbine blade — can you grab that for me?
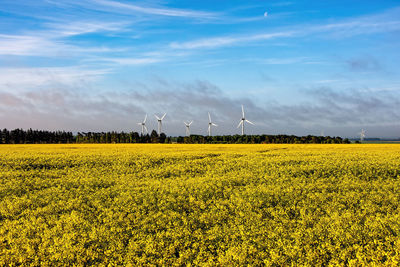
[161,113,167,120]
[143,114,147,123]
[212,123,218,127]
[184,121,188,126]
[137,123,142,125]
[245,120,254,125]
[154,114,160,120]
[237,121,243,128]
[208,112,211,122]
[189,121,193,126]
[242,105,245,118]
[144,126,148,133]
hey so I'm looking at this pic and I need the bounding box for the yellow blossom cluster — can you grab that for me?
[0,144,399,265]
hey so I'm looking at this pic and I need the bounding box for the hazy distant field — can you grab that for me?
[361,141,400,144]
[0,144,399,265]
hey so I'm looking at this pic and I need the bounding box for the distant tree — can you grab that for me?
[150,130,159,143]
[2,129,10,144]
[131,132,139,143]
[159,133,167,143]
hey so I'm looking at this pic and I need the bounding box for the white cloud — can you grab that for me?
[314,20,400,38]
[0,33,119,57]
[270,1,294,7]
[91,57,163,65]
[0,34,56,56]
[43,20,131,37]
[170,32,294,49]
[169,7,400,50]
[253,57,310,65]
[0,67,110,89]
[90,0,217,19]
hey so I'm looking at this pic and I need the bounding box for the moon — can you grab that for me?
[264,11,268,17]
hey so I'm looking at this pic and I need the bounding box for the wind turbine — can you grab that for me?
[154,113,167,135]
[207,112,218,136]
[237,105,254,136]
[184,121,193,136]
[137,114,148,135]
[360,129,366,142]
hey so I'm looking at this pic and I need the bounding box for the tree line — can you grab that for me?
[75,131,168,143]
[176,134,350,144]
[0,129,74,144]
[0,128,350,144]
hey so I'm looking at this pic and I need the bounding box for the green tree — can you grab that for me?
[150,130,159,143]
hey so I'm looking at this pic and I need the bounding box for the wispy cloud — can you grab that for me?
[246,57,311,65]
[90,57,163,65]
[314,79,344,84]
[86,0,218,19]
[0,67,110,89]
[315,20,400,38]
[270,1,294,7]
[0,34,59,56]
[170,32,294,49]
[0,31,122,57]
[169,7,400,50]
[43,20,131,37]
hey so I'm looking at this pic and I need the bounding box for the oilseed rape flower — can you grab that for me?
[0,144,399,265]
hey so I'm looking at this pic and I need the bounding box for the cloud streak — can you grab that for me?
[89,57,163,66]
[43,20,131,37]
[170,7,400,50]
[0,67,110,89]
[90,0,218,19]
[170,32,295,49]
[0,33,121,57]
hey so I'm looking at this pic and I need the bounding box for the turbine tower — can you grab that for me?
[154,113,167,135]
[360,129,366,142]
[207,112,218,136]
[137,114,148,135]
[184,121,193,136]
[237,105,254,135]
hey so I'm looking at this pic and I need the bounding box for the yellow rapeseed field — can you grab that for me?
[0,144,399,265]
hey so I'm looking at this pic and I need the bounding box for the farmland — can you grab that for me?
[0,144,399,265]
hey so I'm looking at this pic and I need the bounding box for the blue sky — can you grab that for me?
[0,0,400,137]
